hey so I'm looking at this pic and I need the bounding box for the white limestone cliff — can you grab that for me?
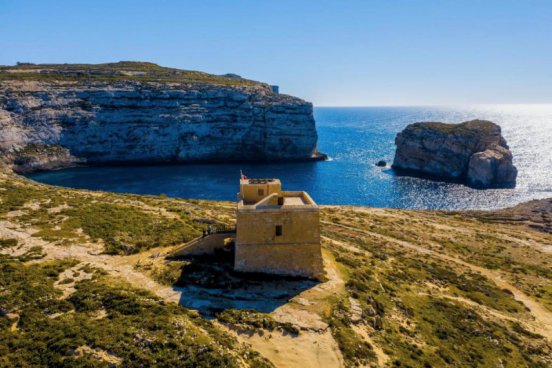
[0,74,323,173]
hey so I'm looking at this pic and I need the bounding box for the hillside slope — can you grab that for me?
[0,173,551,367]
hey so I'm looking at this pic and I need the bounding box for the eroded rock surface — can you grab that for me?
[392,119,517,188]
[0,62,323,172]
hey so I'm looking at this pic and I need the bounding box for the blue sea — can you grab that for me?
[27,106,552,210]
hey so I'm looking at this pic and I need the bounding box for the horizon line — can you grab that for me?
[314,103,552,108]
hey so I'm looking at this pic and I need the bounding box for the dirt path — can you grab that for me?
[321,235,364,254]
[0,219,181,301]
[223,253,346,368]
[351,325,389,367]
[1,218,345,368]
[227,327,344,368]
[322,219,552,341]
[322,235,396,367]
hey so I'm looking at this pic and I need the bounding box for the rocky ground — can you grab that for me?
[1,172,551,367]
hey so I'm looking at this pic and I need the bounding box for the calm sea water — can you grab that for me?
[27,106,552,210]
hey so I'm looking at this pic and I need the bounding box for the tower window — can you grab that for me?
[275,225,283,236]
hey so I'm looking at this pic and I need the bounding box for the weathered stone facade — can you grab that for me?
[235,178,324,279]
[168,177,324,279]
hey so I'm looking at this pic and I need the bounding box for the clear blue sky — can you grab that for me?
[2,0,551,105]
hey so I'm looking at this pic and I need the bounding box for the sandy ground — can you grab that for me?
[54,264,95,298]
[230,328,343,368]
[351,324,389,367]
[231,254,346,368]
[75,346,122,366]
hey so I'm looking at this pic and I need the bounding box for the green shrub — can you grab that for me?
[0,256,271,367]
[327,299,376,366]
[61,203,199,255]
[0,238,18,249]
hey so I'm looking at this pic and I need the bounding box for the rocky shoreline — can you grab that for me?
[8,144,328,174]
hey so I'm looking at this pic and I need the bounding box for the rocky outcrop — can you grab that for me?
[392,120,517,188]
[0,62,323,173]
[470,197,552,233]
[10,144,82,173]
[467,144,517,188]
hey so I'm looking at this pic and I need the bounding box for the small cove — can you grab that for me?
[27,105,552,210]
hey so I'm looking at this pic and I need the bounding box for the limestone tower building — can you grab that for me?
[235,176,324,279]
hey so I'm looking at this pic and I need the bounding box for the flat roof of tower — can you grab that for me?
[238,190,318,210]
[241,178,281,184]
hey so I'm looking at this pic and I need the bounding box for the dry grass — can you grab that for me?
[1,172,551,367]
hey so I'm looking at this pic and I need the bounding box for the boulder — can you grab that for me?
[392,120,517,188]
[373,316,383,331]
[467,144,517,188]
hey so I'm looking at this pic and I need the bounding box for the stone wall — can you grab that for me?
[235,207,324,279]
[234,243,323,279]
[170,233,234,257]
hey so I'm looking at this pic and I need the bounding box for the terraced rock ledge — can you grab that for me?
[0,62,325,173]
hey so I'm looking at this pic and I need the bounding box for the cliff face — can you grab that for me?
[392,120,517,188]
[0,62,322,172]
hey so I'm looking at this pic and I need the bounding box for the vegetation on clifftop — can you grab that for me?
[320,206,551,367]
[0,61,263,86]
[0,179,237,254]
[405,120,500,135]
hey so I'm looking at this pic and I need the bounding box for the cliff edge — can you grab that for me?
[392,120,517,188]
[0,62,324,173]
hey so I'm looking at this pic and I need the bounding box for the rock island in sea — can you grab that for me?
[0,61,325,173]
[392,119,518,189]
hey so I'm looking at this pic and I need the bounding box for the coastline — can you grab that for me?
[13,151,328,174]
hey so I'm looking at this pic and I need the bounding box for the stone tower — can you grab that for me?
[234,177,324,279]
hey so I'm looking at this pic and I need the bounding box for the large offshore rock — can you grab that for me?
[0,62,323,172]
[467,144,517,188]
[392,120,517,188]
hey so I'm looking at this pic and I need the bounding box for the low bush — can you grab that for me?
[0,255,271,367]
